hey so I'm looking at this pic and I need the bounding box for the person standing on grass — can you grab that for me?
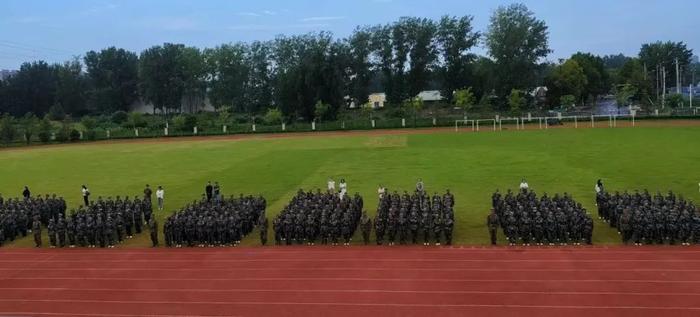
[339,179,347,200]
[32,216,42,247]
[81,185,90,206]
[205,182,213,202]
[327,178,336,193]
[213,182,221,202]
[148,217,159,247]
[378,185,386,199]
[144,184,153,201]
[156,186,165,211]
[519,178,529,193]
[22,186,31,200]
[361,212,372,245]
[416,179,425,194]
[487,208,500,245]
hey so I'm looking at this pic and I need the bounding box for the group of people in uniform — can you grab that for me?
[41,195,154,248]
[0,194,66,247]
[597,190,700,245]
[273,189,363,246]
[163,194,266,247]
[490,188,593,246]
[373,184,455,246]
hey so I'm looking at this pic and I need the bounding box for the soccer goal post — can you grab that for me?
[498,118,521,130]
[476,119,496,131]
[454,119,476,132]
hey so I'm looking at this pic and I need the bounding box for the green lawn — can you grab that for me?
[2,126,699,247]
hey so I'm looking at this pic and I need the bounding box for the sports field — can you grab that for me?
[2,122,700,247]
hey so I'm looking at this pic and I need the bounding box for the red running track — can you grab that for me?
[1,246,700,317]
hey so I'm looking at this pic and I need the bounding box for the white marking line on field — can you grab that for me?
[4,277,700,283]
[1,267,699,273]
[0,313,233,317]
[2,287,700,297]
[1,299,699,310]
[0,258,698,263]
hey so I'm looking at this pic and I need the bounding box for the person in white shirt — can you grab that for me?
[156,186,165,211]
[416,178,424,193]
[81,185,90,206]
[519,179,529,192]
[378,185,386,199]
[327,178,336,193]
[595,179,604,194]
[339,179,347,197]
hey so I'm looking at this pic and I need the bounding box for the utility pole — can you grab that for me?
[662,66,666,109]
[676,58,681,94]
[690,84,693,108]
[655,64,660,101]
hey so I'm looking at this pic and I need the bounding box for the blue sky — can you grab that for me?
[0,0,697,69]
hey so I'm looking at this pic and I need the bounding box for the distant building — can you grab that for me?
[358,90,443,109]
[0,69,17,81]
[416,90,443,102]
[368,93,386,108]
[130,96,216,114]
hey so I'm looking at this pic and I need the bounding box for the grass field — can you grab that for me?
[2,124,699,247]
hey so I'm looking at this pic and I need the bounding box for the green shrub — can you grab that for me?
[69,129,81,142]
[111,111,128,124]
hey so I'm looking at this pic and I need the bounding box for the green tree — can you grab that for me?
[560,95,576,109]
[546,59,587,108]
[20,113,38,144]
[55,58,88,116]
[314,100,330,122]
[139,43,189,114]
[179,46,207,114]
[84,47,139,114]
[263,107,283,125]
[0,114,17,145]
[436,15,480,101]
[665,93,684,108]
[347,27,374,107]
[614,84,637,110]
[453,87,476,111]
[246,41,273,114]
[204,43,250,112]
[639,41,693,94]
[127,112,147,129]
[1,61,58,116]
[81,116,98,140]
[406,97,424,127]
[485,3,550,98]
[570,52,610,102]
[508,89,526,114]
[37,116,52,143]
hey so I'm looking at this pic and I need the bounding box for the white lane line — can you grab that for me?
[3,277,700,283]
[1,287,700,296]
[1,299,700,310]
[0,259,698,263]
[1,267,698,272]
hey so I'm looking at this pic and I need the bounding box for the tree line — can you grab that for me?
[0,3,697,125]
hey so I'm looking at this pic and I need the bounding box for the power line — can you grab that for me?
[0,40,77,56]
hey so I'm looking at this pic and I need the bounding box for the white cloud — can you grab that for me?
[236,12,261,17]
[228,23,330,31]
[263,10,277,16]
[81,2,119,16]
[300,16,345,22]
